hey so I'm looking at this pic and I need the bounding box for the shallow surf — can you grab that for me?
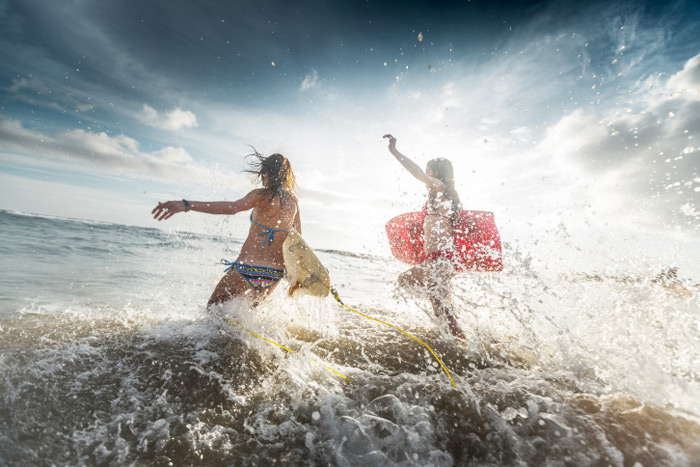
[1,209,699,466]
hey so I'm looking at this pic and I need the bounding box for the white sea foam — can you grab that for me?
[1,209,699,465]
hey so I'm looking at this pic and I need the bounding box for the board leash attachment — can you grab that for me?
[330,287,456,387]
[223,317,349,381]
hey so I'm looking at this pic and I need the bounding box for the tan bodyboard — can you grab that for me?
[282,229,331,297]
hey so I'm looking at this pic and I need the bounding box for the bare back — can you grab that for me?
[237,189,300,268]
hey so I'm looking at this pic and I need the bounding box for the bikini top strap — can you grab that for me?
[250,212,290,249]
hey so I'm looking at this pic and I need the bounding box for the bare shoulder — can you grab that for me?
[249,188,267,197]
[234,189,265,211]
[245,188,267,202]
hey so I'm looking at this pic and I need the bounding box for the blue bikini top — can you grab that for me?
[250,188,291,249]
[250,212,290,249]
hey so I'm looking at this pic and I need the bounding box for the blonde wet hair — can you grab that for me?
[246,149,297,202]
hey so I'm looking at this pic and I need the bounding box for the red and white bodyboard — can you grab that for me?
[385,210,503,272]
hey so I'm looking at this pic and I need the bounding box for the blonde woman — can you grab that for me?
[153,151,300,307]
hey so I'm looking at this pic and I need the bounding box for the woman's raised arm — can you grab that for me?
[383,134,445,192]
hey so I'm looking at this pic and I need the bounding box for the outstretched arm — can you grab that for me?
[383,134,446,192]
[152,190,260,221]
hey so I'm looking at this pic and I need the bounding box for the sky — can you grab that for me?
[1,0,699,278]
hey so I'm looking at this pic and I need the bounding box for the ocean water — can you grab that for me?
[1,208,699,466]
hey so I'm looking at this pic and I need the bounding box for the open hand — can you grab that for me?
[152,200,185,221]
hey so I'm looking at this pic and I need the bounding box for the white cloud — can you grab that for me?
[152,146,193,164]
[680,203,699,217]
[0,118,212,182]
[534,54,700,237]
[539,109,609,167]
[300,69,319,91]
[139,104,198,130]
[667,52,700,100]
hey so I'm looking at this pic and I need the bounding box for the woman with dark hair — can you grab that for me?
[152,150,301,307]
[383,134,466,339]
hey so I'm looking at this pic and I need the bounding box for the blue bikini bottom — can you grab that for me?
[221,260,284,289]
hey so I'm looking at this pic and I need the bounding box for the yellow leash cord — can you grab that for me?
[224,317,294,353]
[330,287,456,387]
[220,291,455,387]
[223,317,349,380]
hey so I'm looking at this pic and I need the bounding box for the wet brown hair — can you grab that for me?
[246,149,297,202]
[427,158,461,224]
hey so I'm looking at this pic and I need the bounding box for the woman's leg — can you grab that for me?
[428,294,466,339]
[398,263,466,339]
[398,263,437,291]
